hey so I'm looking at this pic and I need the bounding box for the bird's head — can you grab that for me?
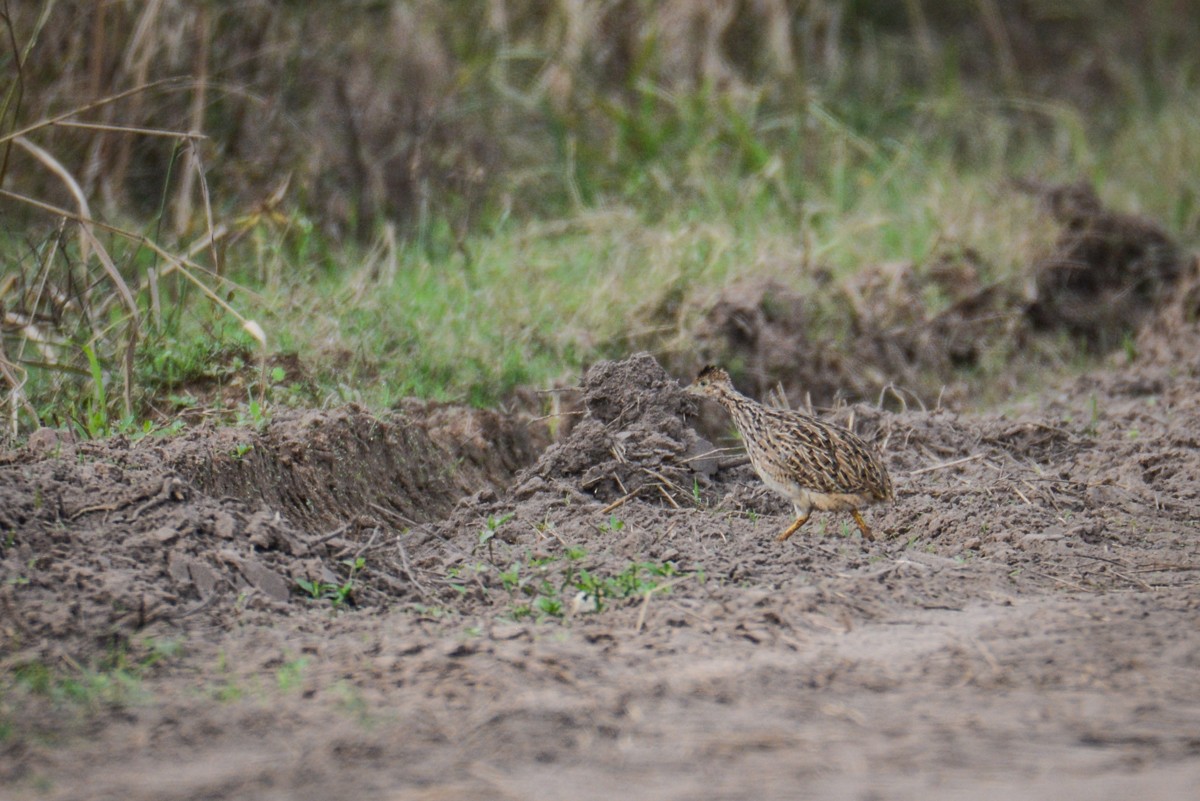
[685,365,733,399]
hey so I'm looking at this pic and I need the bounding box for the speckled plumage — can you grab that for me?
[686,366,893,542]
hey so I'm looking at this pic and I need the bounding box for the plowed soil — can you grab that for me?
[4,207,1200,798]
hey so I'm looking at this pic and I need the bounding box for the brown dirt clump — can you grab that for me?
[512,352,717,506]
[688,278,857,403]
[0,403,539,664]
[1133,252,1200,367]
[1020,179,1187,347]
[683,254,1023,414]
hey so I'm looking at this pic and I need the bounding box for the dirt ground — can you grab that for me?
[3,197,1200,799]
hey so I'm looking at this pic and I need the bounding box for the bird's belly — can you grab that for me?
[751,456,875,512]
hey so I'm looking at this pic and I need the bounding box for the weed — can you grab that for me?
[239,392,269,430]
[448,545,700,622]
[597,515,625,533]
[296,556,367,608]
[478,513,514,560]
[1085,393,1101,436]
[1,636,181,732]
[407,603,455,618]
[275,657,309,692]
[231,442,254,459]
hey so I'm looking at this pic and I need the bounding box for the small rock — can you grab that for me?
[682,437,720,476]
[213,513,237,539]
[1020,530,1064,545]
[238,559,291,603]
[25,427,77,457]
[188,560,221,596]
[153,525,180,545]
[489,623,528,641]
[166,551,191,584]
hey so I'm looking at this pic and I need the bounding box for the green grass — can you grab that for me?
[445,544,703,622]
[3,60,1198,432]
[228,84,1199,413]
[0,637,183,743]
[251,164,1051,409]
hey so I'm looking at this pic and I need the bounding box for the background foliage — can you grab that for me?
[1,0,1198,438]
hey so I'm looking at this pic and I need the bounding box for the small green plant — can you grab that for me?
[80,343,110,439]
[275,657,309,691]
[296,556,366,608]
[231,442,254,459]
[241,393,269,429]
[453,544,698,622]
[478,512,514,560]
[1121,332,1139,362]
[1085,393,1100,436]
[4,637,179,723]
[597,514,625,533]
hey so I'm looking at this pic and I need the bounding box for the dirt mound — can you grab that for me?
[1133,253,1200,368]
[1021,179,1187,348]
[0,404,540,662]
[0,436,310,662]
[675,182,1189,413]
[512,352,716,506]
[687,278,857,403]
[165,404,533,532]
[684,255,1022,412]
[843,250,1024,395]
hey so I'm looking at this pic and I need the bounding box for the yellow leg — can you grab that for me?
[776,514,809,542]
[851,510,876,542]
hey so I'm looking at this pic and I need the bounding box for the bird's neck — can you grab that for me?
[716,388,761,427]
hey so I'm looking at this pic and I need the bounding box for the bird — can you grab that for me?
[685,365,893,542]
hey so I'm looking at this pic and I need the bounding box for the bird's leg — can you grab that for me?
[776,514,810,542]
[850,510,876,542]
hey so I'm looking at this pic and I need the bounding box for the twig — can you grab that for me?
[634,576,694,632]
[681,446,741,463]
[313,521,351,545]
[908,453,985,476]
[368,501,420,529]
[1132,563,1200,574]
[601,490,639,514]
[530,410,584,423]
[657,484,681,509]
[394,532,433,603]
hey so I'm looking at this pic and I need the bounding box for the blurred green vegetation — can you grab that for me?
[1,1,1198,437]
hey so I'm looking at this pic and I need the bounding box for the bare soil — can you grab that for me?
[4,209,1200,798]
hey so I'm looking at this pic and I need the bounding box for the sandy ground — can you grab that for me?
[3,337,1200,800]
